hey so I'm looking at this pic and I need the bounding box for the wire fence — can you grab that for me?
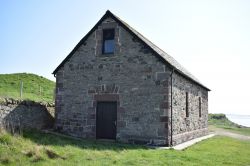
[0,80,55,102]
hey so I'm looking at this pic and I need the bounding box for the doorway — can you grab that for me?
[96,102,117,139]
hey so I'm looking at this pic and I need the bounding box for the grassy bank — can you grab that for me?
[208,113,250,136]
[0,73,55,102]
[0,130,250,166]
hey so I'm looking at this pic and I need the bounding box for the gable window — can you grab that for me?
[102,29,115,54]
[199,97,202,117]
[185,92,189,117]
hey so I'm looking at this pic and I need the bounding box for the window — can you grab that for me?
[102,29,115,54]
[199,97,202,117]
[186,92,189,117]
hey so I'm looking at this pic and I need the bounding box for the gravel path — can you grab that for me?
[212,128,250,141]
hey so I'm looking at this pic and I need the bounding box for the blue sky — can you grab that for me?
[1,0,250,115]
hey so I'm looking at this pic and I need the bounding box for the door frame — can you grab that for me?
[96,101,117,140]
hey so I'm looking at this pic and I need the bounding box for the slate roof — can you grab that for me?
[53,10,210,91]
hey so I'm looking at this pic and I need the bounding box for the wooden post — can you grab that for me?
[20,81,23,99]
[39,86,41,96]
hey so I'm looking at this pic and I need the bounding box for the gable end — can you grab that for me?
[52,10,210,91]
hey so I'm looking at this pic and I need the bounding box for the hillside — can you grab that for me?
[0,73,55,102]
[209,113,250,136]
[208,114,241,127]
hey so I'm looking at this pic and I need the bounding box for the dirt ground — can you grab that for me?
[209,126,250,141]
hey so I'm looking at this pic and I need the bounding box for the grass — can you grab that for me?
[208,113,250,136]
[0,130,250,166]
[0,73,249,165]
[0,73,55,102]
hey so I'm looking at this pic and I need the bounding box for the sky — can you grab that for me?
[1,0,250,115]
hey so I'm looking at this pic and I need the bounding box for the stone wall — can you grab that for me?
[170,73,208,145]
[54,17,169,145]
[0,98,54,132]
[54,16,209,146]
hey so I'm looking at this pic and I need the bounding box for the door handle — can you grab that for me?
[113,121,117,126]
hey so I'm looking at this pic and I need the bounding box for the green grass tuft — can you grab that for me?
[0,132,12,145]
[0,153,12,164]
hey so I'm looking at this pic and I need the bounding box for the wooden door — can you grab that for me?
[96,102,117,139]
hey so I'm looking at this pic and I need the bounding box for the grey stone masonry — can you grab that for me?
[54,12,209,146]
[170,73,208,145]
[0,98,54,132]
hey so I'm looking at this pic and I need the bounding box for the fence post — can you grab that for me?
[39,86,41,96]
[20,81,23,99]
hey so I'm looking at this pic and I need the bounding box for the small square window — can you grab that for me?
[102,29,115,54]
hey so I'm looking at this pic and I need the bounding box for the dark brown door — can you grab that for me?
[96,102,117,139]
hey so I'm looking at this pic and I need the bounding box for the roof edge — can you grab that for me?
[52,10,210,91]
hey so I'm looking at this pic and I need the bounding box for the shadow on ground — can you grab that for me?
[22,129,147,151]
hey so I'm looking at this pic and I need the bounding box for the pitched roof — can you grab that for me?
[53,10,210,91]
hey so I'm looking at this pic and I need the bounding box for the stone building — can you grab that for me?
[53,10,210,146]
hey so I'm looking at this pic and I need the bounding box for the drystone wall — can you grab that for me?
[0,98,54,132]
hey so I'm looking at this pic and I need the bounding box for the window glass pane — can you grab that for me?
[104,39,114,53]
[102,29,115,54]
